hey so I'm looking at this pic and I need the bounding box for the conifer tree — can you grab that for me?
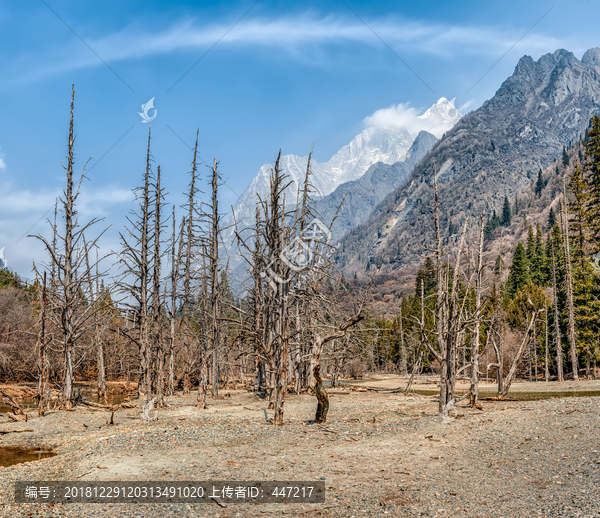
[568,160,590,269]
[563,147,570,167]
[507,242,529,296]
[535,169,544,197]
[532,223,546,285]
[501,196,512,226]
[415,257,437,295]
[584,115,600,252]
[548,207,556,229]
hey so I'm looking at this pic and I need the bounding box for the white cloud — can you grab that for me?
[363,97,473,139]
[0,158,6,170]
[0,182,133,276]
[364,103,424,133]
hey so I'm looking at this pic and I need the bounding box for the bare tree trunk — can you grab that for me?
[533,321,538,382]
[551,240,564,381]
[433,166,447,414]
[209,159,220,399]
[490,322,504,396]
[398,307,408,377]
[313,364,328,423]
[152,166,163,405]
[183,131,201,395]
[38,272,48,417]
[198,358,207,409]
[469,214,485,407]
[85,246,106,403]
[499,309,539,398]
[168,210,184,397]
[560,193,578,380]
[544,299,549,382]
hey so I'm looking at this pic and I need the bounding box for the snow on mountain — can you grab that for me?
[227,97,460,236]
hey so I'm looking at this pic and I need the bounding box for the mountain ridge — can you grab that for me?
[337,47,600,278]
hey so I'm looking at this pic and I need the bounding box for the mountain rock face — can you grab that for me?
[226,98,458,237]
[315,130,437,242]
[224,98,457,282]
[228,126,414,235]
[338,48,600,276]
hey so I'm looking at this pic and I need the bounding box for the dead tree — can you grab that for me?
[31,86,107,409]
[560,192,578,379]
[469,213,486,407]
[85,242,106,402]
[235,152,296,424]
[544,298,549,382]
[37,272,49,416]
[433,168,448,413]
[551,239,564,381]
[205,159,222,399]
[151,165,166,406]
[117,128,154,399]
[311,314,364,423]
[499,302,540,398]
[181,131,203,395]
[397,302,408,377]
[168,207,185,396]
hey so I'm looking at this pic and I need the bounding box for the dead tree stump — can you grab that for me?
[313,365,329,424]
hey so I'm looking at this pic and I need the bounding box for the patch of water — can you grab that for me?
[0,447,55,468]
[0,399,36,414]
[413,389,600,401]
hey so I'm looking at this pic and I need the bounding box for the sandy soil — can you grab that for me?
[0,378,599,517]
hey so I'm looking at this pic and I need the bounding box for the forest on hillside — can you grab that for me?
[1,89,600,422]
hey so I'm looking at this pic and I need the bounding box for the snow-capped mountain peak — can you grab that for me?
[228,97,459,233]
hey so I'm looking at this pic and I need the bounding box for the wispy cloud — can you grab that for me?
[9,13,571,87]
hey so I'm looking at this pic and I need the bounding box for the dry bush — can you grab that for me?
[0,287,37,381]
[344,360,367,379]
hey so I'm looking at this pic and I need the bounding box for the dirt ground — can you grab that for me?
[1,377,600,517]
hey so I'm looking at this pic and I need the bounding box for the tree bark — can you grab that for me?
[469,214,485,407]
[313,364,329,423]
[38,272,48,417]
[544,299,549,382]
[560,194,578,380]
[551,240,564,381]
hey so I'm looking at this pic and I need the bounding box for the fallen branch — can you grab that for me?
[349,385,405,393]
[0,428,34,434]
[317,425,337,434]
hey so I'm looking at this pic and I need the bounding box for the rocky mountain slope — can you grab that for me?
[225,98,458,236]
[338,48,600,278]
[316,130,437,241]
[223,98,457,281]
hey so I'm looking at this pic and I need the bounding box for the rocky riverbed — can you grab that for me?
[0,378,599,517]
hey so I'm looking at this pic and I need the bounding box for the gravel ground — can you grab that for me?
[0,380,599,517]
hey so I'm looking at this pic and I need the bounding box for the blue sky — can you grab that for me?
[1,0,598,275]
